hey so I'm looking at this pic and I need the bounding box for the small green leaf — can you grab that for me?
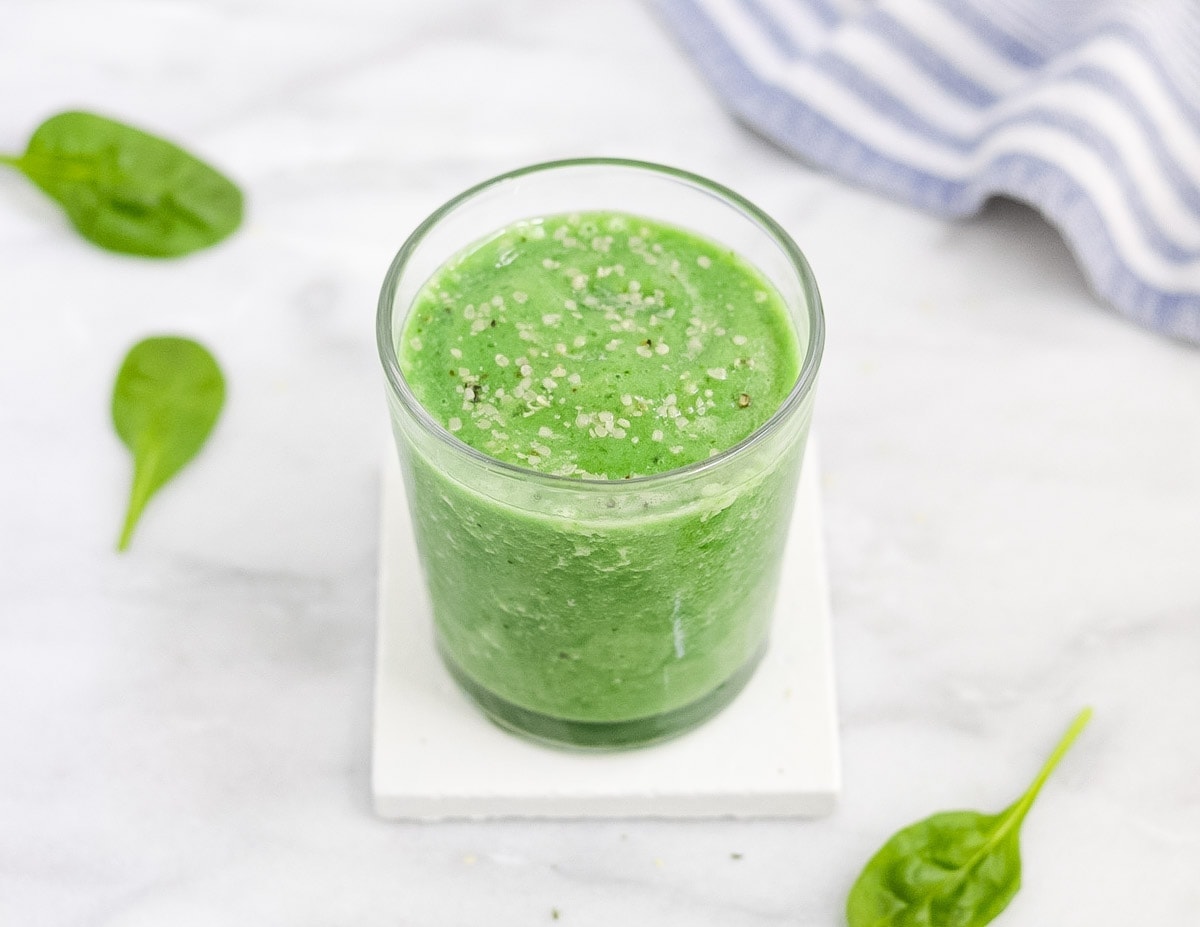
[112,336,225,551]
[847,708,1092,927]
[3,110,242,257]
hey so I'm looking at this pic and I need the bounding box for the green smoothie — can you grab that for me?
[393,210,810,746]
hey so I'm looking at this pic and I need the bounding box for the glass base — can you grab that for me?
[438,643,767,751]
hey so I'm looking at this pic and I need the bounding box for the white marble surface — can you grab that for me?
[2,1,1198,924]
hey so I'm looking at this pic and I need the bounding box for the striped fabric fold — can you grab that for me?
[655,0,1200,343]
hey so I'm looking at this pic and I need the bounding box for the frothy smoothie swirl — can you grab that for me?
[400,211,801,479]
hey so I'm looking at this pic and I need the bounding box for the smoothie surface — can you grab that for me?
[399,211,801,479]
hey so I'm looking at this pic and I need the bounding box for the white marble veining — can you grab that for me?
[1,1,1197,924]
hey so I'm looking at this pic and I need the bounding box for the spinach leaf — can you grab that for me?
[112,336,225,551]
[846,708,1092,927]
[2,111,242,257]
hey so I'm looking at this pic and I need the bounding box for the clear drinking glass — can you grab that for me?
[377,159,824,749]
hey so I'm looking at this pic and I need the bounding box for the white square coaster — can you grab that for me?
[372,443,840,820]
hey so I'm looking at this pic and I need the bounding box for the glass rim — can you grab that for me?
[376,157,825,488]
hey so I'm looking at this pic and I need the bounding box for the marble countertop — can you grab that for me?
[3,1,1198,923]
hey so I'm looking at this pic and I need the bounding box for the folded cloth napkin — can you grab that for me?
[654,0,1200,344]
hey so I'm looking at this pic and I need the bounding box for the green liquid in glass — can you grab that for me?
[397,211,806,747]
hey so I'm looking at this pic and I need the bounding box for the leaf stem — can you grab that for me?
[116,449,158,552]
[1011,706,1092,823]
[953,706,1092,881]
[0,153,21,168]
[116,490,142,552]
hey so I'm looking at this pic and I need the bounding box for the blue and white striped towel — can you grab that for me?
[655,0,1200,344]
